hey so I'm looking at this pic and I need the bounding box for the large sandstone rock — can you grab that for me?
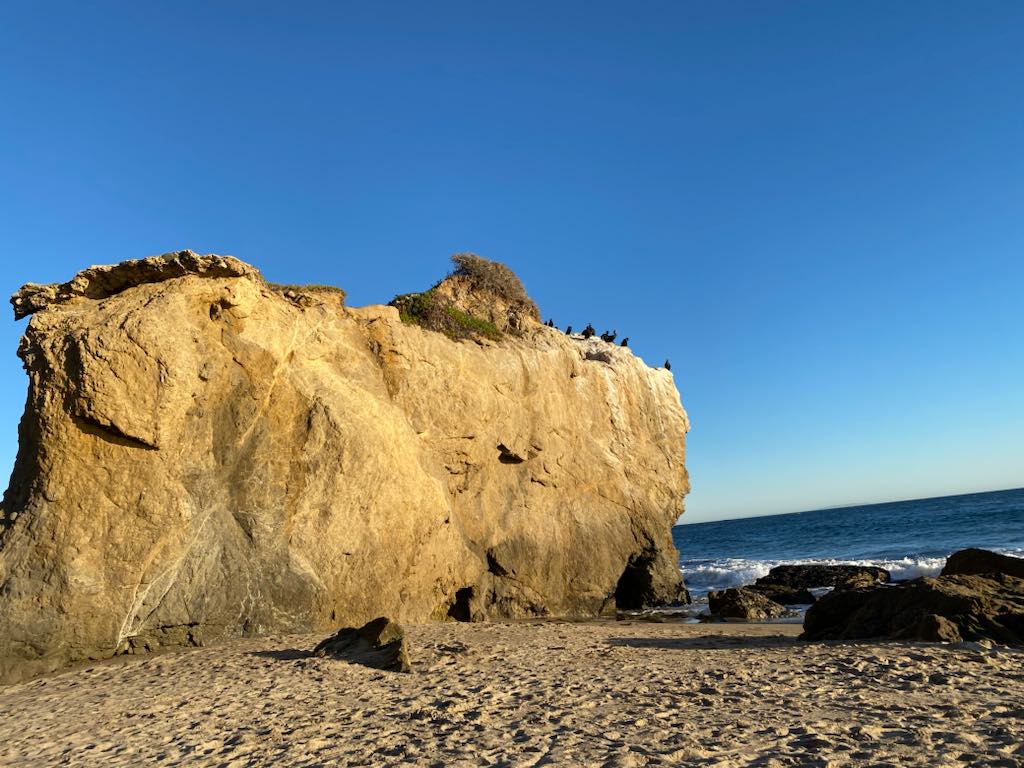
[941,548,1024,579]
[801,574,1024,645]
[0,251,690,683]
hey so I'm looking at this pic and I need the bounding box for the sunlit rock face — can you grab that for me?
[0,251,690,683]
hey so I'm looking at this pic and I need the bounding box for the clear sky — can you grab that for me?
[1,2,1022,523]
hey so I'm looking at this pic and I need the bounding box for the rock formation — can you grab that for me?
[0,251,690,683]
[801,573,1024,646]
[747,582,817,606]
[941,548,1024,579]
[708,587,793,620]
[313,617,412,673]
[754,564,889,592]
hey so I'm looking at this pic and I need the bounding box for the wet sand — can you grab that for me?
[2,620,1022,767]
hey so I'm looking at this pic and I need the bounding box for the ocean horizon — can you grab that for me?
[674,486,1024,600]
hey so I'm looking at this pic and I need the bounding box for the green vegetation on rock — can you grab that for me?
[391,288,502,341]
[444,305,502,341]
[449,253,540,322]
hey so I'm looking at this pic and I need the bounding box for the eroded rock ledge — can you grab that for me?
[0,251,690,684]
[11,251,260,320]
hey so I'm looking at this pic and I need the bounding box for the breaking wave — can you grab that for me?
[674,489,1024,601]
[683,554,953,599]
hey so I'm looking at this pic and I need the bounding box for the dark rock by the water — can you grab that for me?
[941,548,1024,579]
[756,564,889,592]
[709,587,792,620]
[801,573,1024,646]
[749,582,818,606]
[313,617,412,673]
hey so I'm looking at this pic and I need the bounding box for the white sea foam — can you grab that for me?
[681,553,962,597]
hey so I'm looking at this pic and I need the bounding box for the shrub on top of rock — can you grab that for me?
[390,253,541,341]
[390,288,503,341]
[448,253,540,323]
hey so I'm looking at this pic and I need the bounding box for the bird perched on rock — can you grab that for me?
[664,359,671,371]
[620,337,629,347]
[605,329,617,343]
[545,319,555,328]
[565,325,573,335]
[582,324,596,339]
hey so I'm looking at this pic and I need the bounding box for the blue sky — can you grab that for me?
[1,1,1022,523]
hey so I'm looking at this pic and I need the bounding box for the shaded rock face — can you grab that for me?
[748,583,817,606]
[941,549,1024,580]
[0,252,690,683]
[756,564,889,592]
[313,617,411,673]
[708,588,791,620]
[801,574,1024,646]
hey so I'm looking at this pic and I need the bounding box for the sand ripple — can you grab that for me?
[2,622,1022,767]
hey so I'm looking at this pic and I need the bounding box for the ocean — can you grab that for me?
[674,487,1024,602]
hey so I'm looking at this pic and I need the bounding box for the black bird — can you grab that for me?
[600,331,611,342]
[582,324,596,339]
[565,325,573,335]
[546,318,555,327]
[620,337,629,347]
[664,359,671,371]
[607,329,617,343]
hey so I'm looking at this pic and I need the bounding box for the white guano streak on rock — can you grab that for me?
[115,498,217,649]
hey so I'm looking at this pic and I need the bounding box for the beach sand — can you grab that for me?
[2,620,1022,767]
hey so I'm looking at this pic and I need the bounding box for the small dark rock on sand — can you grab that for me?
[709,587,793,620]
[313,617,412,673]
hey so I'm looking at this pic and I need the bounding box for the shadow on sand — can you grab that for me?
[249,648,311,661]
[606,634,801,651]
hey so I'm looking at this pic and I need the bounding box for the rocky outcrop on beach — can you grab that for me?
[941,548,1024,579]
[801,573,1024,645]
[755,564,890,593]
[748,582,817,606]
[0,251,690,684]
[704,564,894,619]
[313,617,412,673]
[709,587,793,620]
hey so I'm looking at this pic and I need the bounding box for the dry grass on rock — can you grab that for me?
[390,253,539,342]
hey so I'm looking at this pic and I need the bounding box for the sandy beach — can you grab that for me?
[2,620,1022,767]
